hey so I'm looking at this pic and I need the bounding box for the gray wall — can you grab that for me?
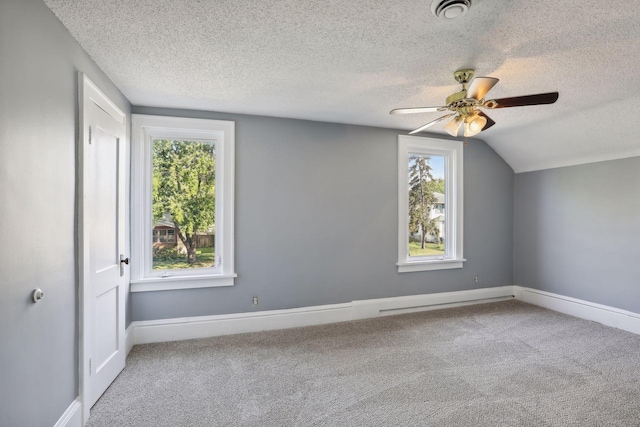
[0,1,130,425]
[514,157,640,312]
[131,107,515,321]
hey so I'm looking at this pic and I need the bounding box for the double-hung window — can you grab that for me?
[131,115,235,291]
[397,135,464,272]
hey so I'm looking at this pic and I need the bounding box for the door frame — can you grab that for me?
[78,73,129,424]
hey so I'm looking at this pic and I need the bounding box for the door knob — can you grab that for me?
[119,254,129,277]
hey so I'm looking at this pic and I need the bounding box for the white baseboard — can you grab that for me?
[125,323,135,356]
[131,286,516,345]
[514,286,640,335]
[133,302,354,345]
[54,398,82,427]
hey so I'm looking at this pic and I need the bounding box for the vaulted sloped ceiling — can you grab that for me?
[44,0,640,172]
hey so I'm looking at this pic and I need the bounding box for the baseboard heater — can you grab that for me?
[378,295,515,316]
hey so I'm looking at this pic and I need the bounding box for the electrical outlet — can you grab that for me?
[474,275,478,283]
[252,296,258,305]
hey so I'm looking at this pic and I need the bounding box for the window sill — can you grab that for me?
[397,259,465,273]
[130,273,237,292]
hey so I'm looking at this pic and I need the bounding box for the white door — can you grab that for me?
[79,74,128,422]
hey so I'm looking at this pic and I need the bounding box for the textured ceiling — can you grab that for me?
[44,0,640,172]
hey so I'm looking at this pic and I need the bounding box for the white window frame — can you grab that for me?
[131,114,236,291]
[397,135,464,273]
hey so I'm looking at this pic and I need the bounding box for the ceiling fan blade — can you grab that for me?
[466,77,499,100]
[390,106,445,115]
[408,114,455,135]
[477,111,496,131]
[489,92,559,108]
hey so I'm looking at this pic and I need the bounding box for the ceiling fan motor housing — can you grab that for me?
[431,0,473,20]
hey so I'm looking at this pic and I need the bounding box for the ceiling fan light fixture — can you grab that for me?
[463,113,487,137]
[444,116,463,136]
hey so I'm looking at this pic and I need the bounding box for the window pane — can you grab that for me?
[152,139,216,270]
[408,154,445,257]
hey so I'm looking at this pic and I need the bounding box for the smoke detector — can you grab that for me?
[430,0,473,20]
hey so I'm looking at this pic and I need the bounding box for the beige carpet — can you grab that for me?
[88,300,640,426]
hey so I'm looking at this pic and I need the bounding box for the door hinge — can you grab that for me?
[89,358,92,375]
[89,126,92,145]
